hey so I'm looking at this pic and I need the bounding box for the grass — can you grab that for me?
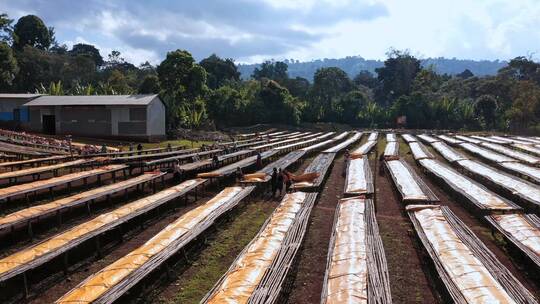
[160,200,277,304]
[121,139,213,150]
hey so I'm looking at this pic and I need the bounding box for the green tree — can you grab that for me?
[200,54,240,89]
[337,90,370,124]
[0,13,14,43]
[353,70,379,89]
[375,49,421,105]
[0,42,18,91]
[107,69,133,94]
[251,79,302,125]
[474,95,498,129]
[13,15,52,50]
[138,75,160,94]
[252,61,288,82]
[69,43,104,66]
[283,77,310,99]
[390,92,431,129]
[306,67,353,122]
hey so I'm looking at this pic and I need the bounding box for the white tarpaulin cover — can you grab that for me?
[457,159,540,205]
[402,134,417,143]
[386,160,428,201]
[345,157,370,195]
[386,133,396,142]
[480,142,540,164]
[431,142,468,162]
[459,143,517,163]
[491,214,540,257]
[407,205,518,304]
[419,159,516,210]
[409,142,433,160]
[499,162,540,183]
[418,134,439,143]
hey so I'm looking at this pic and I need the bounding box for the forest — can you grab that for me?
[1,13,539,134]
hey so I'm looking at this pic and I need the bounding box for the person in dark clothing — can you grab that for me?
[276,168,284,196]
[271,167,278,197]
[173,160,183,180]
[137,143,143,155]
[342,149,350,177]
[379,153,385,176]
[235,167,244,183]
[256,152,263,170]
[212,154,220,167]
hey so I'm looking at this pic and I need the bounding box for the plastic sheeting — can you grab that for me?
[367,132,378,142]
[352,140,377,156]
[325,197,368,304]
[515,136,540,145]
[418,134,439,143]
[323,132,362,153]
[402,134,417,143]
[0,172,165,228]
[301,132,347,152]
[409,142,433,160]
[0,159,91,180]
[499,162,540,183]
[438,135,464,145]
[513,144,540,157]
[491,214,540,257]
[457,159,540,205]
[455,135,481,144]
[0,178,204,280]
[386,133,396,142]
[205,192,308,303]
[345,157,372,195]
[480,142,540,164]
[431,141,468,163]
[383,141,398,157]
[57,186,247,304]
[386,160,428,201]
[470,135,507,144]
[459,143,516,163]
[419,159,516,210]
[407,205,517,304]
[0,164,127,200]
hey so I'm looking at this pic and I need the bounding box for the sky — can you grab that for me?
[3,0,540,65]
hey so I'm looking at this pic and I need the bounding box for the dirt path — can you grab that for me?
[286,149,348,303]
[375,139,438,304]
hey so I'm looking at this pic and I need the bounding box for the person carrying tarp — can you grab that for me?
[271,167,278,197]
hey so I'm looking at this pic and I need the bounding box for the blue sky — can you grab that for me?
[3,0,540,65]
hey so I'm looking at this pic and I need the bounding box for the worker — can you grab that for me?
[235,167,244,183]
[379,153,385,176]
[343,149,350,177]
[167,143,172,152]
[137,143,143,155]
[173,160,183,180]
[100,144,107,154]
[277,168,284,196]
[129,143,134,151]
[256,151,263,169]
[212,154,220,167]
[271,167,278,198]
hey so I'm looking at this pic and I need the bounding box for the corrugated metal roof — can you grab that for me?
[24,95,159,106]
[0,94,42,99]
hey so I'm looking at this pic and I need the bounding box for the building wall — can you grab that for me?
[0,98,31,122]
[147,98,166,137]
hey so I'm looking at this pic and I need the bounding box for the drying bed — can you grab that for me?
[385,159,438,203]
[202,191,318,304]
[407,205,537,304]
[455,135,482,144]
[0,164,128,202]
[56,186,254,304]
[418,134,439,143]
[242,150,306,183]
[367,132,378,142]
[458,143,517,163]
[0,155,71,171]
[408,142,434,160]
[456,159,540,207]
[0,171,166,232]
[386,133,396,142]
[480,142,540,165]
[514,136,540,145]
[351,140,377,156]
[437,135,464,145]
[499,162,540,184]
[198,150,278,178]
[402,134,418,143]
[470,135,508,144]
[0,178,206,284]
[513,143,540,157]
[0,159,93,182]
[485,213,540,269]
[291,153,335,190]
[301,132,349,152]
[418,159,521,212]
[383,141,399,157]
[323,132,362,153]
[321,197,391,304]
[430,141,468,163]
[344,155,374,197]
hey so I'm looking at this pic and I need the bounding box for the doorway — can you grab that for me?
[42,115,56,134]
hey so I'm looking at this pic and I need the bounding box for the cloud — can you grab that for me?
[2,0,539,64]
[2,0,388,64]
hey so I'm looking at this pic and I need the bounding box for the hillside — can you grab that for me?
[238,56,508,81]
